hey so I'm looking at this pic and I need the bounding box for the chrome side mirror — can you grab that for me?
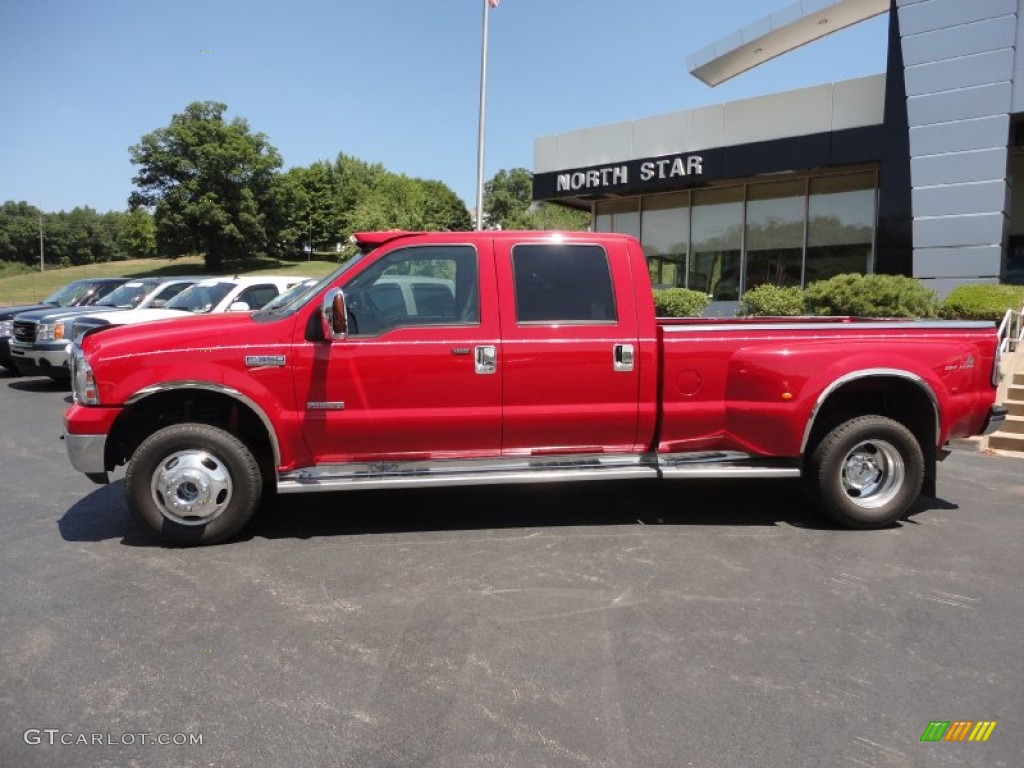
[321,288,348,340]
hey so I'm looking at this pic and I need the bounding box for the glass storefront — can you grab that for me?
[690,187,744,301]
[745,179,806,291]
[594,198,639,239]
[640,193,689,289]
[806,173,876,283]
[595,169,878,300]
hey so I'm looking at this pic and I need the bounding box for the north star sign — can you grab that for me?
[533,152,711,200]
[555,155,703,193]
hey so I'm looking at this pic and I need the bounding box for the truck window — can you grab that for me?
[512,244,617,323]
[345,245,478,336]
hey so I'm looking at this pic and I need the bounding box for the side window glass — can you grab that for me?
[87,282,121,304]
[154,283,191,303]
[236,285,279,310]
[512,244,617,323]
[344,245,478,336]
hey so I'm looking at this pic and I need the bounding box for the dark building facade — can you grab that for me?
[532,0,1024,313]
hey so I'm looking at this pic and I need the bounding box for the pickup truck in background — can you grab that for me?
[63,231,1005,545]
[1,277,129,372]
[9,276,201,379]
[67,275,311,343]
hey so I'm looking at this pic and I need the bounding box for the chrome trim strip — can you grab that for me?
[799,368,940,453]
[64,431,107,474]
[278,454,654,493]
[658,450,801,478]
[278,466,657,493]
[659,465,800,479]
[306,401,346,410]
[124,381,282,466]
[661,321,995,333]
[276,452,803,493]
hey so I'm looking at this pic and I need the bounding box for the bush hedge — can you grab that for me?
[738,284,805,316]
[653,288,710,317]
[803,273,939,318]
[938,283,1024,323]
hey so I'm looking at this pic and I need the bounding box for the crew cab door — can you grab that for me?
[494,238,642,455]
[293,242,502,463]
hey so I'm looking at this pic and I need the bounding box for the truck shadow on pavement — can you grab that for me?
[57,477,959,546]
[6,376,70,393]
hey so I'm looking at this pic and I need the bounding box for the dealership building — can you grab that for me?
[532,0,1024,312]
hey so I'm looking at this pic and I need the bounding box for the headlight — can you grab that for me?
[36,322,55,341]
[71,347,100,405]
[54,321,65,341]
[0,319,12,339]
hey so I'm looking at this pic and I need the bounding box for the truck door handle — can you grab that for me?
[475,345,497,375]
[613,343,634,372]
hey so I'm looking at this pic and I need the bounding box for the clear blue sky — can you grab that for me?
[0,0,888,214]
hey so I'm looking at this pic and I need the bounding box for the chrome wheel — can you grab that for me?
[150,449,233,526]
[840,439,905,510]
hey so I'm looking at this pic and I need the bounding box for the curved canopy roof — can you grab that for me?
[687,0,889,87]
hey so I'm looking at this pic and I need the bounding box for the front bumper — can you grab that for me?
[10,340,72,377]
[982,404,1008,436]
[62,431,108,484]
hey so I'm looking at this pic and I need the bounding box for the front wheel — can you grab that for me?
[124,423,263,546]
[803,415,924,529]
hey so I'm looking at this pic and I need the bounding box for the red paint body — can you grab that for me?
[65,231,999,474]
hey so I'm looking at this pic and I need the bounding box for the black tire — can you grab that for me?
[803,415,924,529]
[124,423,263,546]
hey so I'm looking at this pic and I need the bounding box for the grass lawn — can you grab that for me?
[0,257,339,306]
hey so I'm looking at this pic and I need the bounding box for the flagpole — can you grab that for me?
[474,0,490,230]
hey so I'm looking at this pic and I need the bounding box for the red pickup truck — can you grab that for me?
[63,231,1005,545]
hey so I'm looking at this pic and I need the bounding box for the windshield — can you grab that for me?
[254,252,367,318]
[43,280,94,307]
[165,282,235,313]
[258,279,319,313]
[95,280,157,308]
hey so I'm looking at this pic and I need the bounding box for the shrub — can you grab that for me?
[738,284,805,316]
[804,273,939,318]
[653,288,710,317]
[939,283,1024,323]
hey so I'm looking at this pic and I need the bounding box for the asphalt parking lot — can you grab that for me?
[1,370,1022,768]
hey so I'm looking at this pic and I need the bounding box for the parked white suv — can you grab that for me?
[70,275,310,341]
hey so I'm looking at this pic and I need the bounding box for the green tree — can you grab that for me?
[417,179,473,232]
[0,201,42,266]
[117,207,157,259]
[483,167,589,231]
[483,167,533,228]
[347,174,471,234]
[129,101,282,271]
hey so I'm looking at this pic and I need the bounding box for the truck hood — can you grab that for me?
[87,307,197,325]
[0,303,52,320]
[11,305,125,323]
[84,312,267,361]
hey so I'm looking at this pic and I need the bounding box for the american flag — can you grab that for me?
[487,0,499,7]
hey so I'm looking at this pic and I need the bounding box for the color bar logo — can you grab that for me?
[920,721,997,742]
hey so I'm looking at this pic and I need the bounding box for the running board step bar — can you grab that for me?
[276,452,801,494]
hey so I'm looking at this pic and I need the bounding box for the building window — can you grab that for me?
[690,187,743,300]
[641,192,690,289]
[806,172,877,283]
[594,199,639,238]
[591,170,878,302]
[744,179,806,291]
